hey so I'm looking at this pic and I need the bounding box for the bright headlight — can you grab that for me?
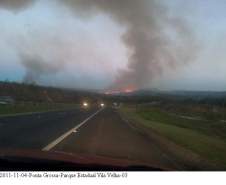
[83,102,88,107]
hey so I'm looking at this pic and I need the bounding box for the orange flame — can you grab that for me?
[105,85,136,95]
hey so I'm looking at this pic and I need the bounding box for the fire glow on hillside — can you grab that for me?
[105,85,136,95]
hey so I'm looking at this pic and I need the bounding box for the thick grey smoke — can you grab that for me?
[15,33,73,84]
[0,0,197,90]
[59,0,197,91]
[20,53,63,83]
[0,0,34,12]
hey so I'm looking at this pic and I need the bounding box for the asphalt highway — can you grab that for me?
[54,108,179,169]
[0,108,99,149]
[0,107,209,170]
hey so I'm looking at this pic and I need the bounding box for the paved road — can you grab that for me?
[0,108,99,149]
[54,108,179,169]
[0,107,203,170]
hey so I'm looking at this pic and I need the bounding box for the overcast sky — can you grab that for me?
[0,0,226,91]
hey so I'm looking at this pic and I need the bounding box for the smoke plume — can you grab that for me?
[15,33,74,84]
[0,0,197,90]
[59,0,197,91]
[20,53,62,83]
[0,0,34,12]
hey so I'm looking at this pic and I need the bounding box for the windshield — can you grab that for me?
[0,0,226,171]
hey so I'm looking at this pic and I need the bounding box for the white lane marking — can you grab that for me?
[42,108,103,151]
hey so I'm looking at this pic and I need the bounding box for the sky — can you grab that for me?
[0,0,226,91]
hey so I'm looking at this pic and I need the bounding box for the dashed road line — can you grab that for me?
[42,108,104,151]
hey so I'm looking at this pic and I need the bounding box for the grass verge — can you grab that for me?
[120,106,226,167]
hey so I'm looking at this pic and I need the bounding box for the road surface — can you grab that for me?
[0,108,99,149]
[0,107,206,170]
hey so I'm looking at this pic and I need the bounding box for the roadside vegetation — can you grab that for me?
[0,81,104,116]
[0,102,79,116]
[0,81,102,103]
[120,105,226,167]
